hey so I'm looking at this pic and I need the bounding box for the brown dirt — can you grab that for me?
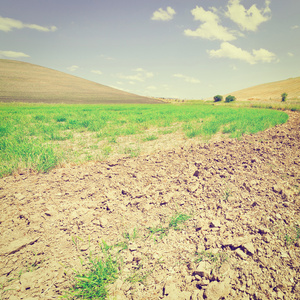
[0,59,161,104]
[223,77,300,101]
[0,112,299,300]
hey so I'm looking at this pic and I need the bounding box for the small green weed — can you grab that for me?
[195,251,228,271]
[126,267,153,285]
[56,116,67,122]
[147,226,169,240]
[169,213,191,231]
[63,242,119,299]
[223,190,231,202]
[24,251,47,272]
[147,213,191,240]
[122,228,138,241]
[108,136,117,144]
[102,145,112,157]
[113,228,138,251]
[123,146,140,158]
[284,225,300,247]
[143,135,158,142]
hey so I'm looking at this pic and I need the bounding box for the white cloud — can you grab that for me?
[226,0,271,31]
[288,52,294,57]
[146,86,157,90]
[100,54,115,61]
[208,42,277,64]
[0,50,30,58]
[117,68,154,82]
[291,25,299,30]
[0,16,57,32]
[173,73,201,84]
[91,70,103,75]
[67,65,79,72]
[184,6,240,41]
[151,7,176,21]
[252,48,277,63]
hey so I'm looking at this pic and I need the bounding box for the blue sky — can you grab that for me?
[1,0,299,99]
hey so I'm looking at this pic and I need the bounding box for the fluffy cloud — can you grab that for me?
[226,0,271,31]
[151,7,176,21]
[184,6,240,41]
[288,52,294,57]
[173,73,201,84]
[91,70,103,75]
[146,86,157,90]
[0,16,57,32]
[67,65,79,72]
[208,42,277,64]
[291,25,299,30]
[118,68,154,82]
[0,50,30,58]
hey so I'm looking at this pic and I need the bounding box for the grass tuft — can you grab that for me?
[63,243,119,299]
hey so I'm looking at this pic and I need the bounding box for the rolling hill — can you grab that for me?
[224,77,300,101]
[0,59,161,104]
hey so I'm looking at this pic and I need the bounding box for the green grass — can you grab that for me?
[169,213,191,231]
[0,102,288,177]
[63,243,119,300]
[147,213,191,240]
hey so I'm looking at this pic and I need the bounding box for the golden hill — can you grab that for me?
[225,77,300,101]
[0,59,161,104]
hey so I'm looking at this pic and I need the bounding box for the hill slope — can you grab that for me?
[225,77,300,101]
[0,59,160,104]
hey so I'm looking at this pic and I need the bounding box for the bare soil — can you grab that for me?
[0,59,161,104]
[0,112,299,300]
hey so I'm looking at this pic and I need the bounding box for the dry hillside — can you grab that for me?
[224,77,300,101]
[0,59,161,104]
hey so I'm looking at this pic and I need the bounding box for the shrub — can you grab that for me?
[281,92,288,102]
[225,95,236,103]
[213,95,223,102]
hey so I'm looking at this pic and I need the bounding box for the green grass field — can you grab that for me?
[0,102,288,178]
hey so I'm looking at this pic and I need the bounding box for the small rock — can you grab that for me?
[20,272,36,291]
[280,250,289,258]
[92,219,101,226]
[204,278,231,300]
[188,183,199,193]
[194,261,212,279]
[164,282,178,296]
[210,220,221,228]
[0,236,39,256]
[70,211,79,219]
[15,193,25,200]
[243,242,255,255]
[128,243,138,252]
[99,217,108,227]
[202,279,210,286]
[272,185,282,193]
[191,290,204,300]
[193,170,200,177]
[197,243,205,252]
[258,227,269,234]
[236,248,247,260]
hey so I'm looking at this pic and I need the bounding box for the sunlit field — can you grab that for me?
[0,102,288,178]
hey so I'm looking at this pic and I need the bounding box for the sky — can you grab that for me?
[1,0,300,99]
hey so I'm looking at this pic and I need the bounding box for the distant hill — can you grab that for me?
[224,77,300,101]
[0,59,161,104]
